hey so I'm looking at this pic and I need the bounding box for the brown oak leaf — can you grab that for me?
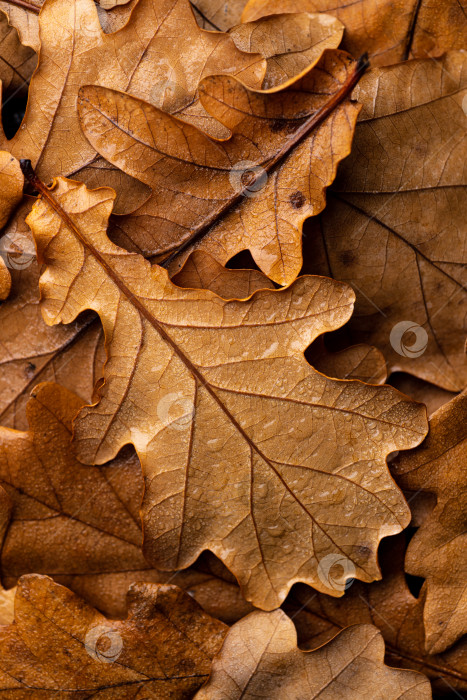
[229,11,343,90]
[174,250,387,384]
[23,173,428,609]
[1,0,265,180]
[0,575,227,698]
[0,10,36,97]
[79,49,362,285]
[0,0,41,51]
[301,52,467,391]
[391,390,467,655]
[285,535,467,697]
[0,381,254,621]
[242,0,467,67]
[194,611,431,699]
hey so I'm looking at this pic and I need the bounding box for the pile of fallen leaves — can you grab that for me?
[0,0,465,697]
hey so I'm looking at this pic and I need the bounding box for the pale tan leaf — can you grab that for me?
[0,11,36,96]
[229,12,343,90]
[194,612,431,699]
[0,0,41,51]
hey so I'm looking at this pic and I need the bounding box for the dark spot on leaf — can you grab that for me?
[290,191,305,209]
[340,250,355,265]
[25,362,36,378]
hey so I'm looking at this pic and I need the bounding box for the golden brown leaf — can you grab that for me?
[194,611,431,699]
[0,381,253,620]
[242,0,467,66]
[2,0,265,181]
[173,250,275,298]
[392,390,467,654]
[174,251,387,382]
[0,152,23,229]
[0,0,41,51]
[0,11,36,96]
[389,373,457,419]
[229,12,343,90]
[302,53,467,391]
[0,199,105,430]
[191,0,246,30]
[285,536,467,696]
[0,575,227,698]
[0,257,10,300]
[23,174,428,609]
[79,49,362,285]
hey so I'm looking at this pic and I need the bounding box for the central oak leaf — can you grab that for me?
[24,174,428,609]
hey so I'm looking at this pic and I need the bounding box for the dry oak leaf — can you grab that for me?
[0,575,227,698]
[24,174,429,610]
[194,611,432,699]
[0,199,105,431]
[302,52,467,392]
[173,250,387,383]
[389,373,457,419]
[191,0,246,31]
[0,152,23,230]
[1,0,265,181]
[0,381,253,621]
[0,381,157,597]
[242,0,467,67]
[0,0,41,51]
[0,10,36,96]
[0,152,25,300]
[229,12,344,90]
[391,390,467,655]
[285,535,467,697]
[79,49,362,286]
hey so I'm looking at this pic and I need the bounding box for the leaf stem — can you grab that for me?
[4,0,40,14]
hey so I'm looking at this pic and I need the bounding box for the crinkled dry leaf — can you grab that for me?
[302,53,467,391]
[194,611,431,699]
[389,373,457,419]
[23,174,428,610]
[0,199,105,430]
[0,0,41,51]
[0,152,23,229]
[0,381,253,620]
[392,390,467,654]
[0,382,154,592]
[173,250,275,298]
[0,257,10,300]
[229,12,343,90]
[174,251,387,382]
[191,0,246,30]
[307,338,387,385]
[0,11,36,96]
[79,49,362,285]
[242,0,467,66]
[0,575,227,698]
[1,0,265,180]
[285,536,467,696]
